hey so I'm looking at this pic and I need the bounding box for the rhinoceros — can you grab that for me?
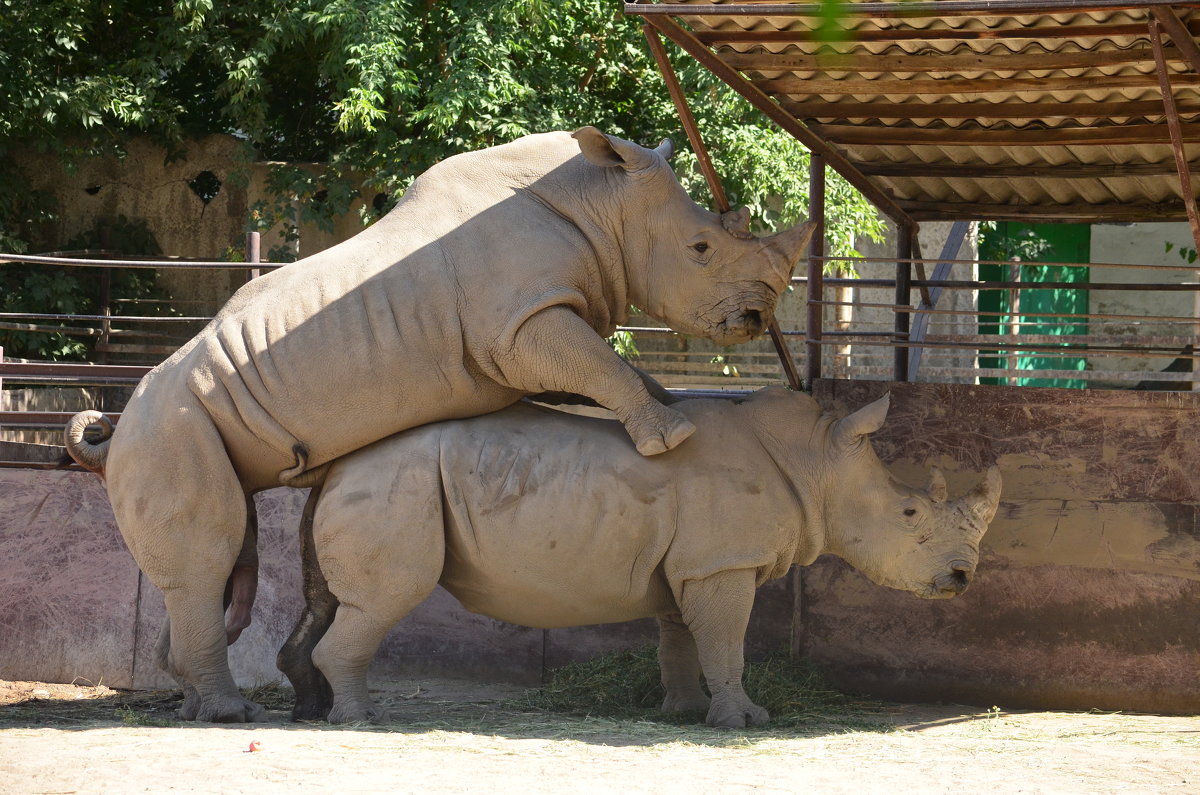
[279,388,1002,728]
[62,128,815,722]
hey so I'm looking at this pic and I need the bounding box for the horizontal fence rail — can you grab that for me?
[3,242,1199,461]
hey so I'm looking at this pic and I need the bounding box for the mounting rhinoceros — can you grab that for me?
[278,388,1002,728]
[62,128,815,723]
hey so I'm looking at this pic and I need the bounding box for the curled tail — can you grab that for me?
[63,410,114,477]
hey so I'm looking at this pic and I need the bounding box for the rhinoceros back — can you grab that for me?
[143,131,605,484]
[434,404,680,628]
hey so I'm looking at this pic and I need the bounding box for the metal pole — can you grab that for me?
[805,155,826,385]
[894,223,915,381]
[642,22,802,390]
[246,231,261,281]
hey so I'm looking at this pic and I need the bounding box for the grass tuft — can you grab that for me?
[510,646,888,730]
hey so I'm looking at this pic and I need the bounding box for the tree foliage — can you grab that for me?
[0,0,882,257]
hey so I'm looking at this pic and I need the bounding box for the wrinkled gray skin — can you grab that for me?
[62,128,814,723]
[280,388,1002,728]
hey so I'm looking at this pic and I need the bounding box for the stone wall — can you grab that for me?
[2,381,1196,713]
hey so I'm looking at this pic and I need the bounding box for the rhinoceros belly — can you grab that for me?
[435,405,679,629]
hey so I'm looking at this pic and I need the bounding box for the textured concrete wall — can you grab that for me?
[2,381,1197,714]
[0,468,792,690]
[808,379,1200,713]
[17,135,371,314]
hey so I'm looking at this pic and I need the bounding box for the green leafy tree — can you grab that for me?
[0,0,884,352]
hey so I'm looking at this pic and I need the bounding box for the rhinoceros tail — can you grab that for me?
[63,410,114,477]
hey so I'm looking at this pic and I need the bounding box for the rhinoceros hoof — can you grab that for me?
[185,693,268,723]
[661,690,711,714]
[706,699,770,729]
[291,693,333,722]
[634,413,696,456]
[327,701,391,725]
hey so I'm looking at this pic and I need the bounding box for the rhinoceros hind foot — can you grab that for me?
[327,701,390,725]
[706,700,770,729]
[661,690,711,713]
[184,693,268,723]
[633,412,696,456]
[291,693,333,722]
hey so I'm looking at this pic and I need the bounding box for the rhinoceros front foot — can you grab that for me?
[628,404,696,456]
[327,700,390,725]
[181,692,268,723]
[706,696,769,729]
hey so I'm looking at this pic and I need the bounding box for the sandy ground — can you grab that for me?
[1,678,1198,794]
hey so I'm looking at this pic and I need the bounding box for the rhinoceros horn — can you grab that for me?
[926,467,949,503]
[959,465,1003,541]
[761,217,818,287]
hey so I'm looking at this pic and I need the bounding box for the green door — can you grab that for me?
[979,222,1090,388]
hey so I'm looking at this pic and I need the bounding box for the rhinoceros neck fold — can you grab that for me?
[747,415,829,568]
[520,181,630,332]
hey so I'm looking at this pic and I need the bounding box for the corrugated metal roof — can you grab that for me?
[628,0,1200,224]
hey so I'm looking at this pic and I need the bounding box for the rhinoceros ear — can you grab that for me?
[574,126,660,172]
[655,137,675,160]
[831,393,890,449]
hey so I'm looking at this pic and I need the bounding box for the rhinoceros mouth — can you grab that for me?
[924,564,974,599]
[710,304,773,344]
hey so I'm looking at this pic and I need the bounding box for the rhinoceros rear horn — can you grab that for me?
[721,207,753,239]
[831,393,890,450]
[926,467,948,503]
[574,126,661,172]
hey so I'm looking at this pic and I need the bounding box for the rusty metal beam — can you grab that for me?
[1150,17,1200,255]
[805,155,826,385]
[642,24,730,213]
[642,22,802,391]
[1151,6,1200,73]
[626,1,1200,20]
[640,14,913,226]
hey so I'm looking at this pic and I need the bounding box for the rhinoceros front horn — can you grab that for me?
[962,465,1003,539]
[762,218,817,285]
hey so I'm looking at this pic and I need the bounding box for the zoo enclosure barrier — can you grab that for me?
[3,229,1199,463]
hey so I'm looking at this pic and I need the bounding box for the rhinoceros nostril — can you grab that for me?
[950,567,971,590]
[743,309,764,334]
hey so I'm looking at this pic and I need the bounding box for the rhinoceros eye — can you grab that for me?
[903,508,917,517]
[691,242,710,254]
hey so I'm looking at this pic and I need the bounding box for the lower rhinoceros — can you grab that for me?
[63,128,814,722]
[281,388,1002,728]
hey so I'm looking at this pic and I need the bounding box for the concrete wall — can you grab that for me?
[0,466,792,690]
[2,381,1196,713]
[807,379,1200,713]
[1088,222,1198,382]
[18,135,371,314]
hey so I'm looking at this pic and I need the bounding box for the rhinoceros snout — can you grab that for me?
[742,309,765,337]
[931,564,974,598]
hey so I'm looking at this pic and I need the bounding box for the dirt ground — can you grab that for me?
[1,678,1197,794]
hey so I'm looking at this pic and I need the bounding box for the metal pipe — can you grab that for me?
[894,223,915,381]
[625,1,1200,20]
[805,155,826,385]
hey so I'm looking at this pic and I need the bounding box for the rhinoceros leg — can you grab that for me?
[106,405,265,723]
[277,485,336,721]
[678,568,769,729]
[310,471,446,724]
[656,613,711,714]
[499,306,695,456]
